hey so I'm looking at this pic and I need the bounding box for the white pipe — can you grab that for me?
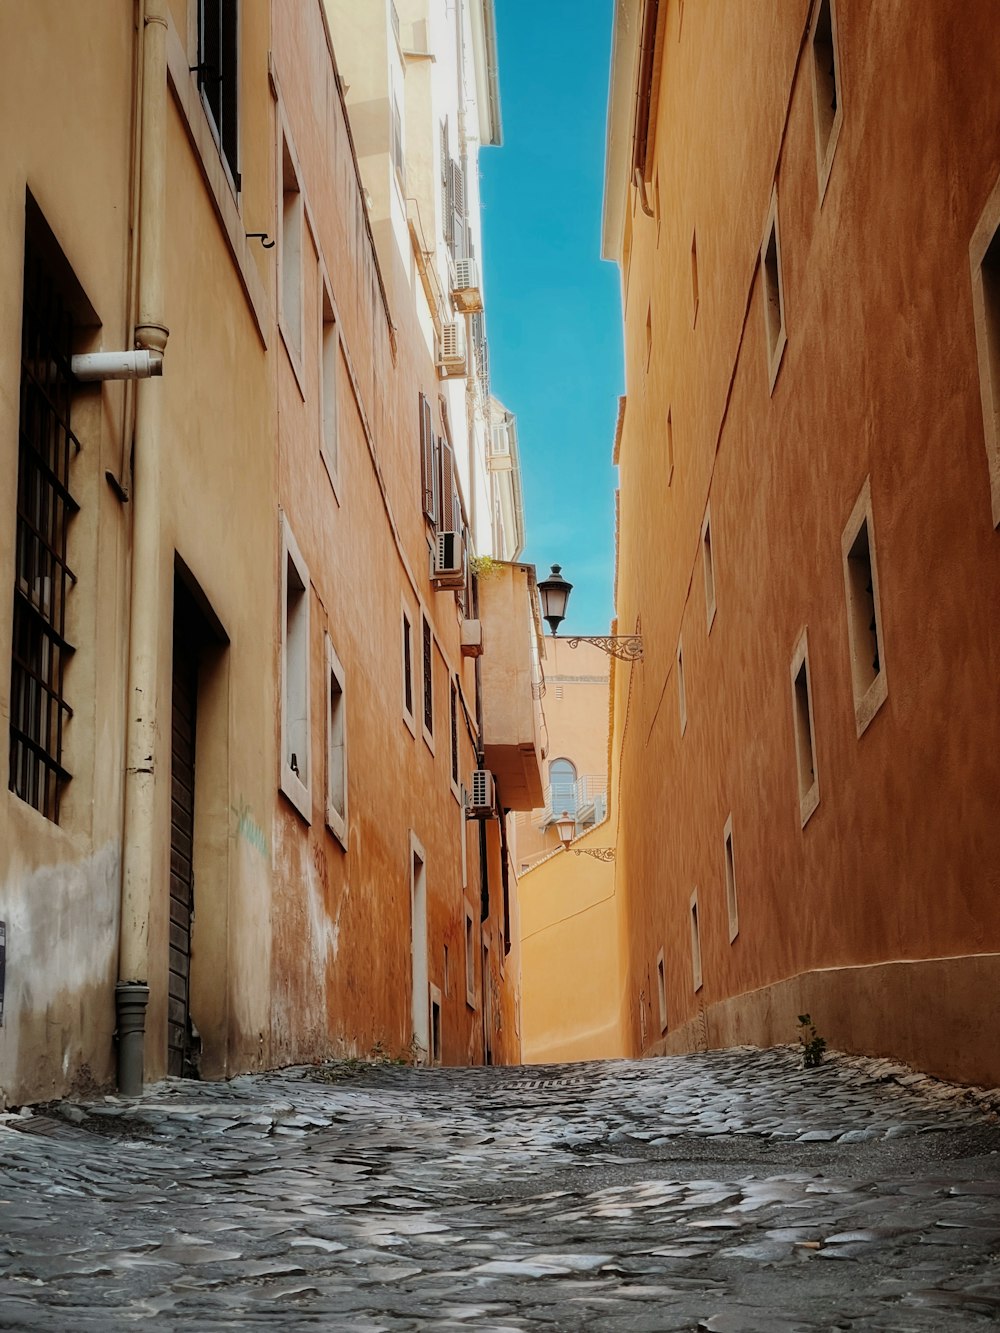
[118,0,169,1088]
[72,350,163,381]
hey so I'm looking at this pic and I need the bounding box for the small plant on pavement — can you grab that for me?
[797,1013,827,1069]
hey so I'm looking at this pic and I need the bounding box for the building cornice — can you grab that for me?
[601,0,643,263]
[469,0,503,146]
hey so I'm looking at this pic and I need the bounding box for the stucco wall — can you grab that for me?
[610,0,1000,1084]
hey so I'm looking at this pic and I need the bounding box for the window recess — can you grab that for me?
[790,630,820,827]
[809,0,843,200]
[9,226,81,822]
[196,0,240,190]
[841,480,887,735]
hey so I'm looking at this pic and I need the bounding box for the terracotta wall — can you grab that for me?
[610,0,1000,1085]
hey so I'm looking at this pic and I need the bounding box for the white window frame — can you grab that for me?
[325,632,347,849]
[319,269,340,500]
[690,888,703,993]
[280,513,311,822]
[724,813,739,943]
[656,947,668,1033]
[702,503,717,632]
[808,0,844,204]
[790,628,820,827]
[969,178,1000,528]
[278,126,305,385]
[449,675,462,802]
[401,597,417,737]
[421,610,435,754]
[760,186,788,393]
[464,897,476,1009]
[841,478,888,736]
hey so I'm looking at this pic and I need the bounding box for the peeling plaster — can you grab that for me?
[0,840,120,1092]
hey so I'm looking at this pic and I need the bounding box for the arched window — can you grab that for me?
[549,757,577,817]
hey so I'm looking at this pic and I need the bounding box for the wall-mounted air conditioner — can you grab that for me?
[468,768,496,817]
[438,320,466,375]
[452,257,483,314]
[431,530,465,588]
[460,618,484,658]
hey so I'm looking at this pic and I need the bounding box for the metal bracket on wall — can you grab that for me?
[566,635,644,662]
[569,847,617,862]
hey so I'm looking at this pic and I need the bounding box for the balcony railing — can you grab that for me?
[538,774,607,826]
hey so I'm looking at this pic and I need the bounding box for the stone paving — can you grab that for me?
[1,1048,1000,1331]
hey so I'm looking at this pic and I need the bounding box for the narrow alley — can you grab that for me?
[2,1049,999,1331]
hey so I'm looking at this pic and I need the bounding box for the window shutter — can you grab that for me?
[419,393,436,523]
[438,437,454,533]
[450,160,467,259]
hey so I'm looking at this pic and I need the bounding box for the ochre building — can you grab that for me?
[0,0,538,1107]
[604,0,1000,1085]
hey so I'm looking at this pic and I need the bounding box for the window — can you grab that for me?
[419,392,437,525]
[690,890,703,992]
[280,516,310,820]
[760,188,787,390]
[676,637,687,735]
[666,407,674,486]
[197,0,239,189]
[464,899,476,1007]
[702,506,716,630]
[401,605,415,733]
[320,281,339,494]
[809,0,843,200]
[548,757,577,819]
[724,814,739,942]
[390,90,405,190]
[449,678,460,794]
[842,480,887,735]
[325,634,347,848]
[790,630,819,826]
[968,188,1000,527]
[280,136,303,361]
[429,983,442,1065]
[8,222,81,822]
[690,228,699,326]
[656,948,667,1033]
[421,613,434,745]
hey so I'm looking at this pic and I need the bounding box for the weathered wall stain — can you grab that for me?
[232,801,269,861]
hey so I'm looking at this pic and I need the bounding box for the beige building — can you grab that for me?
[514,635,609,874]
[0,0,540,1108]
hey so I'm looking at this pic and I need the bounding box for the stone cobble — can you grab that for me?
[1,1047,999,1330]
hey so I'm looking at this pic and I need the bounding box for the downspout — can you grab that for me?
[116,0,170,1097]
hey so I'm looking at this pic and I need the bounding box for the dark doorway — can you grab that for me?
[169,579,206,1077]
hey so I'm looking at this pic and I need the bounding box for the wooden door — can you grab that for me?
[169,590,199,1077]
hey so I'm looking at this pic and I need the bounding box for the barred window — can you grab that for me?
[9,233,79,821]
[197,0,240,190]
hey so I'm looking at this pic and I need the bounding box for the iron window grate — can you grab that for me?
[9,237,79,822]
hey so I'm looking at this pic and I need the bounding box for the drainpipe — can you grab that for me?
[116,0,170,1097]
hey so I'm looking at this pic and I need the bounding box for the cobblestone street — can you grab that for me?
[2,1049,1000,1331]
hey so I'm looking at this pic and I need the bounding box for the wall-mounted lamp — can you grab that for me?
[537,565,644,661]
[554,810,576,850]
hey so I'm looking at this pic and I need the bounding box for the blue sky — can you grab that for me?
[480,0,622,637]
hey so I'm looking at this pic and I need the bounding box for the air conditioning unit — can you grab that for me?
[438,320,466,375]
[461,618,484,658]
[431,530,465,588]
[468,768,496,817]
[452,257,483,314]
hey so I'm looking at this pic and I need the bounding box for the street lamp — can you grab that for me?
[554,810,576,850]
[537,564,644,662]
